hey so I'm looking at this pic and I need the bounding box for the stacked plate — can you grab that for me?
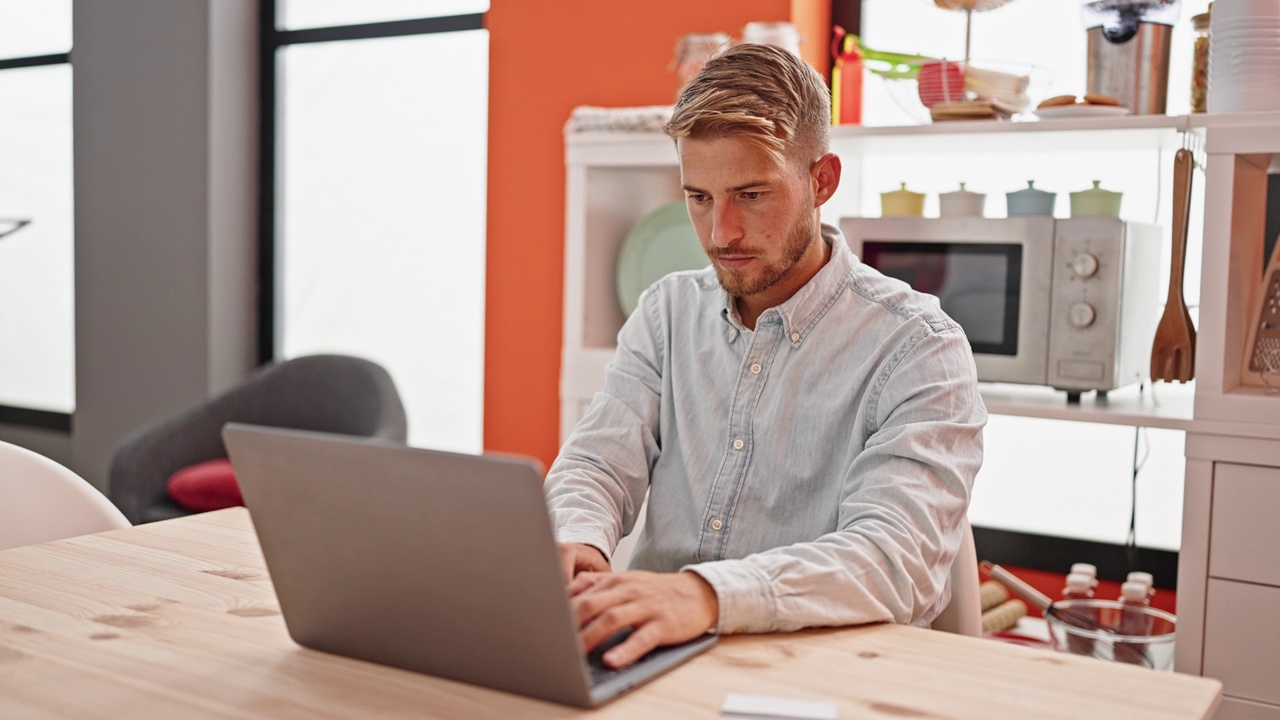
[1207,0,1280,113]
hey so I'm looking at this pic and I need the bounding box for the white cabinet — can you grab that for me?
[561,112,1280,708]
[1182,442,1280,716]
[1209,463,1280,586]
[1203,578,1280,707]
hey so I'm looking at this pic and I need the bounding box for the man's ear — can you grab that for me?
[811,152,842,207]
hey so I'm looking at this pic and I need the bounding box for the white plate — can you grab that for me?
[615,201,709,316]
[1033,104,1131,119]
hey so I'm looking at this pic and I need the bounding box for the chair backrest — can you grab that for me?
[108,354,408,524]
[0,440,131,551]
[931,517,982,637]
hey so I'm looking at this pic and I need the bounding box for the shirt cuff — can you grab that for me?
[683,559,777,634]
[553,527,614,562]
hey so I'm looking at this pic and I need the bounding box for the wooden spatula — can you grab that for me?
[1150,148,1197,383]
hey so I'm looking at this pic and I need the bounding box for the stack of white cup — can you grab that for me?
[1207,0,1280,113]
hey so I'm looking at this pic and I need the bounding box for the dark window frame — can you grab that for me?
[256,3,487,364]
[0,49,73,431]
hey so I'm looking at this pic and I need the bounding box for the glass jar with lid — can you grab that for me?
[1191,4,1211,113]
[672,32,730,95]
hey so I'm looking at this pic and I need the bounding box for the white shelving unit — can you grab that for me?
[561,112,1280,715]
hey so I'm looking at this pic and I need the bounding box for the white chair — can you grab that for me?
[931,517,982,637]
[0,440,130,551]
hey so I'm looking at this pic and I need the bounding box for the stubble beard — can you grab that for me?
[712,209,816,299]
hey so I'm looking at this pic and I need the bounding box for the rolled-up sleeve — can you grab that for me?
[544,288,666,560]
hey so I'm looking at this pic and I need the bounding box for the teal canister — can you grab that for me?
[1006,180,1056,216]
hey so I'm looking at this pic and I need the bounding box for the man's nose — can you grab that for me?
[711,202,743,248]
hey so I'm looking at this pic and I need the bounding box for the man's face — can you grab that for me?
[678,135,829,315]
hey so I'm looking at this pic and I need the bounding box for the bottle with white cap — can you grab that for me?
[1126,571,1155,599]
[1115,580,1155,664]
[1062,572,1095,600]
[1060,572,1096,656]
[1071,562,1099,590]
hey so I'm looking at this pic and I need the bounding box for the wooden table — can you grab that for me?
[0,508,1222,719]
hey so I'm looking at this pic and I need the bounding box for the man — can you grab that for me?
[545,44,985,670]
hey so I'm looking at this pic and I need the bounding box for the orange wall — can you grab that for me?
[484,1,815,468]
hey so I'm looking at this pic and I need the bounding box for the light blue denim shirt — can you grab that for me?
[545,224,985,634]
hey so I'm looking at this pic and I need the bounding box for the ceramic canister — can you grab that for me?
[939,182,986,217]
[1006,180,1056,216]
[1069,180,1123,218]
[880,182,926,217]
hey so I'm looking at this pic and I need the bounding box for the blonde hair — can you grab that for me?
[664,43,830,167]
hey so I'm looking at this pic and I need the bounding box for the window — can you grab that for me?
[264,3,488,453]
[0,1,74,426]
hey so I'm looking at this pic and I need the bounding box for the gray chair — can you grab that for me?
[108,354,407,524]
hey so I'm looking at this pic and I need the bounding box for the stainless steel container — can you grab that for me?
[1087,22,1174,114]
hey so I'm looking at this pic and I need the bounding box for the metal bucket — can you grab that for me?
[1087,22,1173,114]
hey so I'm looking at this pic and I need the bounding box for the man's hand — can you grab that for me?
[557,542,611,583]
[569,570,719,669]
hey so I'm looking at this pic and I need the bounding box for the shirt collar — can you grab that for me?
[718,223,852,345]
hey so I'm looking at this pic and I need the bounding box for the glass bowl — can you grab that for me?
[1044,599,1177,671]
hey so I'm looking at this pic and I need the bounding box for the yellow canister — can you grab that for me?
[880,182,926,217]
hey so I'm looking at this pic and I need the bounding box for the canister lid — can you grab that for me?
[881,181,924,199]
[940,181,983,200]
[1070,179,1121,199]
[1007,180,1053,199]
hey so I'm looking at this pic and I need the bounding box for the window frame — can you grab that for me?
[0,49,73,432]
[256,2,487,364]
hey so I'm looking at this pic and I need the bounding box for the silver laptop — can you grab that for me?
[222,424,716,708]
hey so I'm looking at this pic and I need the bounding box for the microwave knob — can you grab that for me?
[1069,302,1097,328]
[1071,253,1100,278]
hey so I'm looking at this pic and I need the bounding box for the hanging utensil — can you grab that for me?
[1150,147,1197,383]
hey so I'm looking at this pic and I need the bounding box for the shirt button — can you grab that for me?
[733,438,744,450]
[710,518,724,531]
[790,332,800,342]
[750,362,762,375]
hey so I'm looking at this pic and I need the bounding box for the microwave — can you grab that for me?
[839,217,1162,399]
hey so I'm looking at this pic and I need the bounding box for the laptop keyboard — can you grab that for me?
[586,628,648,686]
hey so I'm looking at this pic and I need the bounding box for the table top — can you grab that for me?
[0,508,1222,719]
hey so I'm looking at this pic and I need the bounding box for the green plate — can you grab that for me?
[615,201,709,316]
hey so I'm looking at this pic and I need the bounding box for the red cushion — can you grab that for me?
[166,459,243,512]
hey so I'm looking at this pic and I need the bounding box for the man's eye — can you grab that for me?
[687,194,709,203]
[741,191,763,201]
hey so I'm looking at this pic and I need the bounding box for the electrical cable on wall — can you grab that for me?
[1126,422,1150,571]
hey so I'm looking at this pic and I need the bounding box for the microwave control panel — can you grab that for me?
[1046,218,1162,392]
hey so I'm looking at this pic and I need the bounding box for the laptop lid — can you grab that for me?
[222,424,713,708]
